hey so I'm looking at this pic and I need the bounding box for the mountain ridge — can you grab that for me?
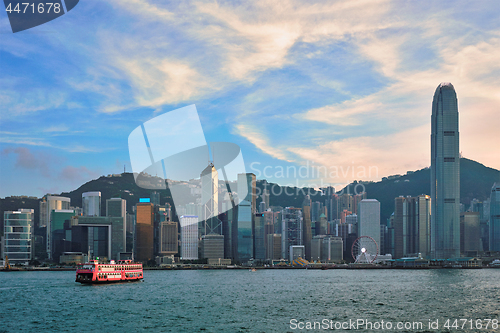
[0,158,498,231]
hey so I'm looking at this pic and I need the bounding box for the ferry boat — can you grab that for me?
[490,259,500,268]
[75,259,143,284]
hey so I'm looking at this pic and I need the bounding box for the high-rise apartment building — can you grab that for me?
[323,186,338,222]
[431,82,460,259]
[338,194,354,215]
[261,188,270,211]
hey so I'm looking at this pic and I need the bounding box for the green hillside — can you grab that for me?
[1,158,498,234]
[342,158,500,223]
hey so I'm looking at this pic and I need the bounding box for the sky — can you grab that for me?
[0,0,499,198]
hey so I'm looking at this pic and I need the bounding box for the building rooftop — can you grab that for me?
[438,82,454,90]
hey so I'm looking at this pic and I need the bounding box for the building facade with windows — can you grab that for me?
[431,82,460,259]
[3,209,34,265]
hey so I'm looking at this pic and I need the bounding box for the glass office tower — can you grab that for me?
[431,82,460,259]
[236,173,256,263]
[3,209,34,265]
[490,183,500,252]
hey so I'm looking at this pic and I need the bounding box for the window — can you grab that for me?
[444,157,455,162]
[444,131,455,136]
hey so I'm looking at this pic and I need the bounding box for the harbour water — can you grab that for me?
[1,269,499,332]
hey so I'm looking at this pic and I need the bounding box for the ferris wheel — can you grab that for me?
[351,236,379,264]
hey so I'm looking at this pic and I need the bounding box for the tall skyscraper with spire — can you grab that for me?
[431,82,460,259]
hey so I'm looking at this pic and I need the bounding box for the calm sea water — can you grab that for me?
[1,269,499,332]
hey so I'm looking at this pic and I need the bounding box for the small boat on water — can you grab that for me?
[489,259,500,268]
[76,259,143,284]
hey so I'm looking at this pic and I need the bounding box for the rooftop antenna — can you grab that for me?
[124,164,126,173]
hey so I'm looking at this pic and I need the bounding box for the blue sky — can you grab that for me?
[1,0,499,198]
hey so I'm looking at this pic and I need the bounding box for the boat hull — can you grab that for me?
[75,277,143,284]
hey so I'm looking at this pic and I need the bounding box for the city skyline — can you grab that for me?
[1,1,500,198]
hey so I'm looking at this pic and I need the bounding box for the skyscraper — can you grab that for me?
[106,198,126,218]
[393,195,431,258]
[281,207,303,260]
[82,191,101,217]
[180,215,199,260]
[358,199,380,248]
[136,202,154,263]
[50,209,75,261]
[40,195,71,259]
[235,173,256,263]
[460,212,482,255]
[302,196,312,260]
[159,221,178,256]
[3,209,34,265]
[201,163,221,235]
[323,186,338,222]
[431,82,460,259]
[490,183,500,252]
[254,213,266,260]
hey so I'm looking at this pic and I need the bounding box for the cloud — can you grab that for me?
[287,124,430,185]
[285,14,500,177]
[299,97,384,127]
[115,57,211,108]
[235,124,292,162]
[0,136,110,153]
[43,125,70,133]
[1,147,51,177]
[60,165,100,183]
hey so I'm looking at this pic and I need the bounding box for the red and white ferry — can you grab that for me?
[76,259,143,284]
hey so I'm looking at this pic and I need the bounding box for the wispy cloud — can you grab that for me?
[1,0,499,197]
[235,124,292,162]
[0,136,111,153]
[43,125,70,133]
[231,1,500,178]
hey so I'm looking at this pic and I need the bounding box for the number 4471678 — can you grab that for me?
[444,319,499,330]
[5,2,62,14]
